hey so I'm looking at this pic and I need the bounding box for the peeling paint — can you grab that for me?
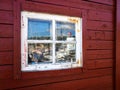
[77,29,80,32]
[68,18,78,23]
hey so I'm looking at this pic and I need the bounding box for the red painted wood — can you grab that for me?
[0,38,13,51]
[0,52,13,65]
[0,0,13,11]
[0,11,13,24]
[0,68,112,89]
[21,68,83,79]
[88,10,113,21]
[13,0,23,79]
[0,0,113,90]
[81,87,113,90]
[27,0,113,11]
[30,0,82,4]
[0,24,13,38]
[104,31,115,41]
[87,21,113,31]
[82,10,88,72]
[87,41,114,50]
[82,0,113,11]
[87,59,113,69]
[84,0,114,5]
[87,30,114,41]
[87,50,114,60]
[22,1,82,17]
[116,0,120,90]
[0,65,13,79]
[14,76,112,90]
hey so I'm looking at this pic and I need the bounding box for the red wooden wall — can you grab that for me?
[0,0,115,90]
[116,0,120,90]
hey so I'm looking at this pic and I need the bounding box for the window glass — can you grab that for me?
[28,19,52,40]
[56,43,76,63]
[28,43,52,64]
[56,21,75,41]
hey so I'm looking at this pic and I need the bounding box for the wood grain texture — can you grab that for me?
[0,24,13,38]
[0,52,13,65]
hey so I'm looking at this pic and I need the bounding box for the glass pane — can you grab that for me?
[28,19,52,40]
[28,43,52,64]
[56,43,76,63]
[56,21,75,41]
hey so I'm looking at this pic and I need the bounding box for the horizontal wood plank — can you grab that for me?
[29,0,82,5]
[87,59,113,69]
[0,24,13,37]
[88,10,113,21]
[87,30,114,41]
[87,21,113,31]
[0,68,112,89]
[27,0,113,11]
[21,68,83,79]
[82,0,113,11]
[0,52,13,65]
[0,11,13,24]
[87,50,114,60]
[0,0,13,10]
[87,41,114,50]
[22,1,82,17]
[84,0,114,5]
[14,75,113,90]
[0,38,13,51]
[0,65,13,79]
[82,87,113,90]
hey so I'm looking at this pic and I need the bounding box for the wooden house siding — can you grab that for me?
[116,0,120,89]
[0,0,115,90]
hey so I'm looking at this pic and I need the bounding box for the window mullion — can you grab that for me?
[52,19,56,64]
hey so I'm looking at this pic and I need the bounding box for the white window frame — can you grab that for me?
[21,11,83,71]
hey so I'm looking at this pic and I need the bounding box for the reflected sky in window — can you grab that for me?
[28,19,52,40]
[56,21,75,40]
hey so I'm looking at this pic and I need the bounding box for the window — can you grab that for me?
[21,11,83,71]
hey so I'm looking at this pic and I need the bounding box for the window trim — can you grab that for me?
[21,11,83,71]
[13,1,87,79]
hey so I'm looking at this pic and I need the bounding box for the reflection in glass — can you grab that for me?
[56,43,76,63]
[56,21,75,41]
[28,43,52,64]
[28,19,52,40]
